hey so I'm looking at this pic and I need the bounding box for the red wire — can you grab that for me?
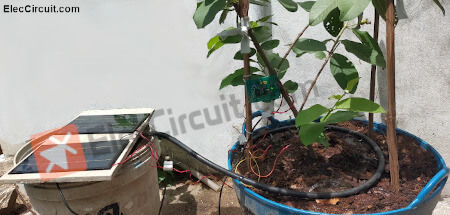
[272,95,295,114]
[115,131,234,189]
[275,98,283,113]
[249,144,290,178]
[112,129,161,167]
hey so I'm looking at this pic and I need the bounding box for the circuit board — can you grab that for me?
[246,76,281,103]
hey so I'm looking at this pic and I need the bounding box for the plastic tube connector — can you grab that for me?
[163,156,173,171]
[238,134,247,145]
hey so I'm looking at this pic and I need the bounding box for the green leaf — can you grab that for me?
[371,0,387,20]
[432,0,445,15]
[207,36,221,49]
[330,53,359,93]
[220,67,261,89]
[315,51,326,59]
[352,29,384,55]
[292,38,327,56]
[433,0,445,16]
[335,98,386,113]
[261,40,280,50]
[345,77,360,93]
[316,132,330,148]
[250,21,259,28]
[257,15,274,23]
[337,0,371,21]
[328,94,343,100]
[296,104,329,126]
[217,27,243,43]
[283,80,298,93]
[258,53,290,72]
[309,0,338,26]
[277,0,298,12]
[234,48,257,60]
[277,70,287,79]
[322,111,361,124]
[193,0,227,29]
[323,8,343,37]
[341,40,386,68]
[252,26,272,42]
[299,123,325,146]
[207,41,224,57]
[298,1,316,12]
[219,9,229,24]
[223,35,242,43]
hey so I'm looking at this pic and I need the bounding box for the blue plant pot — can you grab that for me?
[228,112,449,215]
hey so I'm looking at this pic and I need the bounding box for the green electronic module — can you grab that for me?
[246,76,281,103]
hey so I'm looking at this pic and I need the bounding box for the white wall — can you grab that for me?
[0,0,448,196]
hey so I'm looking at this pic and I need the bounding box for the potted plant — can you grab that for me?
[193,0,448,214]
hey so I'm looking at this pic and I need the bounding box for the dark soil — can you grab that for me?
[232,121,438,214]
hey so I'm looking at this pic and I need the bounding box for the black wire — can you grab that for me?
[158,172,168,215]
[218,176,229,215]
[56,183,79,215]
[252,117,262,131]
[146,125,385,199]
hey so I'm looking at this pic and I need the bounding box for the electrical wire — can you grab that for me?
[158,171,170,215]
[56,183,79,215]
[249,145,290,178]
[272,95,295,114]
[146,125,385,198]
[218,176,228,215]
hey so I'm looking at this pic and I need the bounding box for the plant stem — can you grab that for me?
[248,26,316,158]
[277,24,310,69]
[298,21,349,112]
[322,92,347,122]
[385,0,400,192]
[248,29,298,117]
[368,11,380,137]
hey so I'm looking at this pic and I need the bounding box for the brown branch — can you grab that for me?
[368,11,380,137]
[298,22,348,112]
[385,0,400,192]
[243,53,253,148]
[277,24,310,69]
[248,29,298,117]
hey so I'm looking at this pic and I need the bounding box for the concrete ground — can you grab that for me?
[158,176,243,215]
[0,157,448,215]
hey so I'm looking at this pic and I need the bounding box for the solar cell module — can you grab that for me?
[0,108,154,183]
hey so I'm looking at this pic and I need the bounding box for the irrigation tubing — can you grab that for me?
[146,125,385,199]
[56,183,79,215]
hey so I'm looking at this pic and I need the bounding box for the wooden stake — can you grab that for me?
[385,0,400,191]
[368,11,380,137]
[244,54,253,148]
[238,0,254,153]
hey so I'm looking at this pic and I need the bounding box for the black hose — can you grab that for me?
[56,183,79,215]
[146,125,385,199]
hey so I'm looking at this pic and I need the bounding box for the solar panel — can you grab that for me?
[11,139,130,174]
[68,114,149,134]
[0,108,154,183]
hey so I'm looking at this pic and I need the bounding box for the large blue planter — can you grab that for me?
[228,112,449,215]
